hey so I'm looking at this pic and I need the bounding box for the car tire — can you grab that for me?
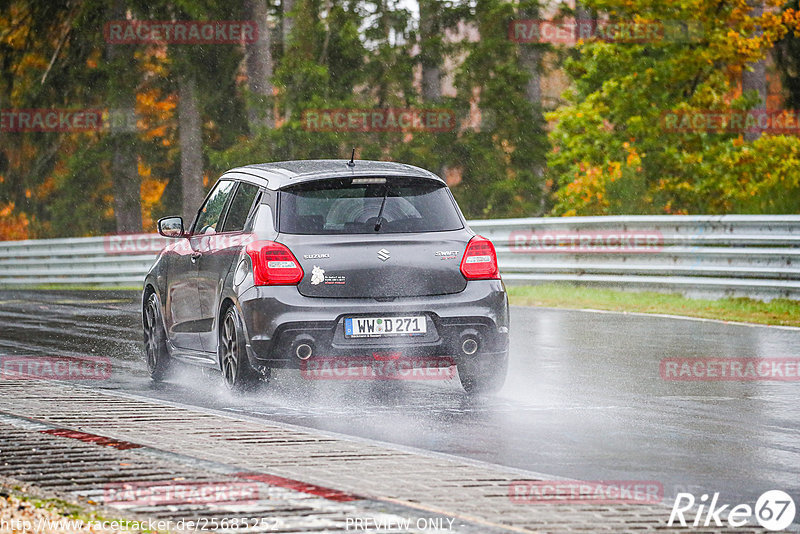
[143,292,173,381]
[457,351,508,395]
[219,305,260,392]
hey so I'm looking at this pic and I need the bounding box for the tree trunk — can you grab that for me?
[105,0,142,234]
[282,0,295,120]
[518,4,546,213]
[178,73,204,222]
[419,0,441,102]
[742,1,767,141]
[518,1,543,116]
[574,1,594,26]
[110,130,142,233]
[244,0,274,131]
[421,65,441,102]
[282,0,294,49]
[519,45,541,106]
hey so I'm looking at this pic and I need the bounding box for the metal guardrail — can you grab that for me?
[0,235,158,287]
[471,215,800,300]
[0,215,798,300]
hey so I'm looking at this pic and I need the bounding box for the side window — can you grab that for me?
[251,190,277,234]
[193,180,235,235]
[221,182,260,233]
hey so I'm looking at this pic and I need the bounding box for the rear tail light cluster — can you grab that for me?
[245,241,304,285]
[460,236,500,280]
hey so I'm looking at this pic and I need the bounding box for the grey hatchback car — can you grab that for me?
[142,159,509,393]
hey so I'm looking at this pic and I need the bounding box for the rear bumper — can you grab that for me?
[238,280,509,368]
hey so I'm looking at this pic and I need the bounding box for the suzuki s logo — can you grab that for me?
[377,248,390,261]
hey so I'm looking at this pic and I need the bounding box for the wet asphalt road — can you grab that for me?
[0,289,798,505]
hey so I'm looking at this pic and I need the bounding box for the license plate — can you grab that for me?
[344,316,427,338]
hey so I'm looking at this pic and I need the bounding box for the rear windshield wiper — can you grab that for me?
[373,183,390,232]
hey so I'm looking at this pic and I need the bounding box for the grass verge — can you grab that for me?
[0,284,142,291]
[3,283,799,327]
[1,486,152,533]
[507,284,800,327]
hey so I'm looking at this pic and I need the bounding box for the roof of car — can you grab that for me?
[225,159,444,189]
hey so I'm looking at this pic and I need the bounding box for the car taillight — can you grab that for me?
[245,241,304,285]
[460,236,500,280]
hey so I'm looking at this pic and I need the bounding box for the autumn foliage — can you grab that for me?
[549,0,800,215]
[2,0,800,242]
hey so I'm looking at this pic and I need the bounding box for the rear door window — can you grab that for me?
[278,177,463,234]
[220,182,260,233]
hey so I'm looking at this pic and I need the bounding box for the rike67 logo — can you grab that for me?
[669,490,796,531]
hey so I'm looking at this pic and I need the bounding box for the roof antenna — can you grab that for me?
[347,148,355,167]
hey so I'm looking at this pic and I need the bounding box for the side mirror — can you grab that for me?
[157,216,185,238]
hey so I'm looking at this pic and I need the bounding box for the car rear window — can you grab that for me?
[278,177,463,234]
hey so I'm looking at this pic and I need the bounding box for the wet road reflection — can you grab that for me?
[0,290,798,504]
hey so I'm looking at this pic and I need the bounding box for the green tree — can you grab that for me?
[449,0,549,218]
[548,0,800,215]
[775,0,800,110]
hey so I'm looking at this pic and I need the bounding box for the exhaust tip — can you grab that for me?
[461,337,479,356]
[296,343,313,360]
